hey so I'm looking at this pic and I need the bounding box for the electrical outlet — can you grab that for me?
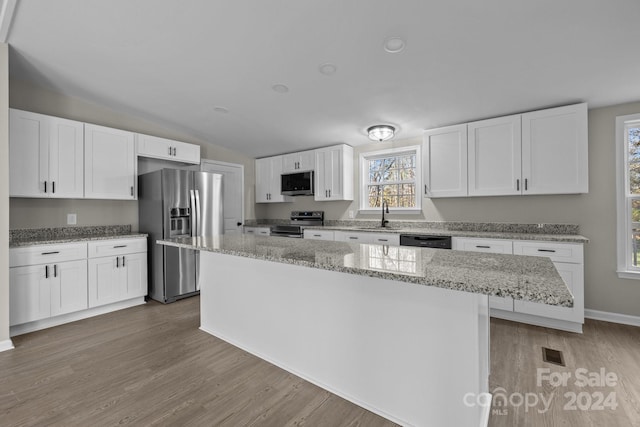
[67,213,77,225]
[348,210,355,219]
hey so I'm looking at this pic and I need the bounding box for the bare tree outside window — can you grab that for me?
[366,151,417,208]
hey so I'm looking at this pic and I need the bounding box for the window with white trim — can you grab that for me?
[359,146,421,211]
[616,113,640,278]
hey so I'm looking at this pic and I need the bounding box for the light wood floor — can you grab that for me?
[1,298,638,426]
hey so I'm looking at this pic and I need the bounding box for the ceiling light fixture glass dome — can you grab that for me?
[367,125,396,142]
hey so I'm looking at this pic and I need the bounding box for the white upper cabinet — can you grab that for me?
[136,133,200,164]
[84,124,136,200]
[521,103,588,194]
[468,114,522,196]
[282,150,315,172]
[423,124,468,198]
[255,156,292,203]
[315,144,354,201]
[9,109,84,198]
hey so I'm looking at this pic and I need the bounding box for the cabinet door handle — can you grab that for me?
[476,245,491,249]
[41,251,60,255]
[131,186,134,196]
[516,179,520,191]
[45,265,49,278]
[525,178,528,191]
[122,256,125,267]
[44,181,47,193]
[173,147,177,156]
[54,264,57,278]
[538,249,556,253]
[52,181,55,193]
[329,189,331,197]
[116,257,120,268]
[169,146,173,155]
[424,184,428,195]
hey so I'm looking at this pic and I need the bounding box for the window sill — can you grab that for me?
[358,209,422,215]
[616,270,640,280]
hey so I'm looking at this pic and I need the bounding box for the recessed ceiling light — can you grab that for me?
[213,106,229,114]
[272,84,290,93]
[318,63,337,75]
[383,36,406,53]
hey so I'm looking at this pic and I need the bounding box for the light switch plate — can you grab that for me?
[67,213,77,225]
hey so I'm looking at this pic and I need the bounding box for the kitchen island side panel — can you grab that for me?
[199,251,490,427]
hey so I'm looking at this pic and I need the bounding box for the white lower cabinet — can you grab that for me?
[9,237,148,335]
[334,230,400,245]
[88,239,148,308]
[452,237,584,332]
[452,238,514,311]
[303,229,335,241]
[244,226,271,236]
[9,247,88,326]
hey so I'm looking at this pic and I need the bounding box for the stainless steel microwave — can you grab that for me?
[281,171,314,196]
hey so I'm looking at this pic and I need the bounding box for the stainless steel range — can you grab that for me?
[270,211,324,238]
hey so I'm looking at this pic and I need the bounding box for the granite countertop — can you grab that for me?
[246,220,589,243]
[9,225,148,248]
[157,235,573,307]
[305,225,589,243]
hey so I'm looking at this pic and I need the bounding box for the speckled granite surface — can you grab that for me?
[246,220,588,243]
[10,225,147,247]
[157,235,573,307]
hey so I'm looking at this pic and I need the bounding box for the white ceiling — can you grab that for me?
[6,0,640,158]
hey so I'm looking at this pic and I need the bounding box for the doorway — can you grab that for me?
[200,159,245,235]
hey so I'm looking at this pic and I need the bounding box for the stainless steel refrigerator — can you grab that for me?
[138,169,223,303]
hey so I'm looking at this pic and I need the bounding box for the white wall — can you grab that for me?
[0,43,11,347]
[8,79,257,230]
[257,102,640,317]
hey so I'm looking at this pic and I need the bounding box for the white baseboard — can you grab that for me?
[10,297,146,337]
[584,309,640,327]
[0,339,14,353]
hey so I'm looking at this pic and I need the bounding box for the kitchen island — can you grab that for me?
[157,235,571,427]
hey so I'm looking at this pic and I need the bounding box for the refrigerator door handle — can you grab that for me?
[195,189,202,237]
[189,189,197,237]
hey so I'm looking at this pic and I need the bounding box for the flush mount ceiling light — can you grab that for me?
[318,62,337,75]
[383,36,406,53]
[367,125,396,142]
[272,84,290,93]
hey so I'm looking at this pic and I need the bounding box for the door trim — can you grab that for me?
[200,159,245,229]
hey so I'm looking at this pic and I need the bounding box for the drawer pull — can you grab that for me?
[538,249,556,253]
[348,237,358,240]
[378,239,388,242]
[313,234,321,237]
[113,245,127,248]
[476,245,491,249]
[41,251,60,255]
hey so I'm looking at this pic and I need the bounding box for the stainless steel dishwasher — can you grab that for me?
[399,234,452,249]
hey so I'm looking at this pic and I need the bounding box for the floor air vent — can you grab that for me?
[542,347,565,366]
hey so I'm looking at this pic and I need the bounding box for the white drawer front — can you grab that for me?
[452,237,513,254]
[244,227,270,236]
[303,230,335,241]
[88,238,147,258]
[369,233,400,246]
[334,231,370,243]
[10,242,87,267]
[513,241,583,264]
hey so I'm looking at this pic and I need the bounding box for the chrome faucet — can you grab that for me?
[381,200,389,227]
